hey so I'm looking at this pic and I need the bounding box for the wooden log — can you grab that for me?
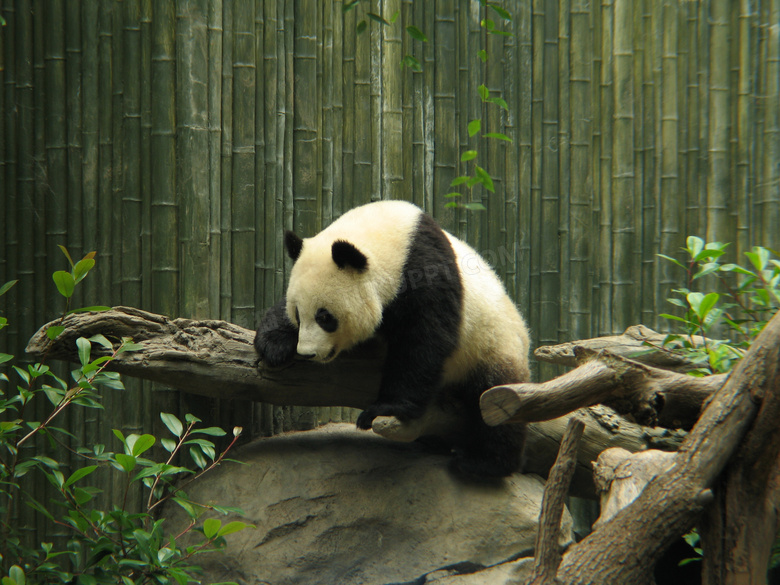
[25,307,687,498]
[481,351,725,430]
[534,324,711,372]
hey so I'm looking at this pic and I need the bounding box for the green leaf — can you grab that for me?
[400,55,422,72]
[461,150,477,162]
[477,49,488,63]
[480,18,495,31]
[218,521,254,538]
[657,254,686,270]
[203,518,221,539]
[58,245,75,268]
[66,305,112,314]
[468,119,481,137]
[53,271,76,299]
[746,247,770,271]
[64,465,98,488]
[483,132,512,142]
[450,175,470,187]
[477,84,489,101]
[73,258,95,284]
[88,334,114,351]
[0,280,18,296]
[356,19,367,34]
[161,438,178,452]
[131,434,156,456]
[463,202,487,211]
[342,0,360,13]
[46,325,66,341]
[193,426,228,437]
[389,10,400,24]
[474,165,495,193]
[487,3,512,20]
[9,565,26,585]
[367,12,389,26]
[0,353,14,364]
[76,337,91,367]
[114,453,137,474]
[161,412,184,437]
[406,25,428,42]
[686,236,704,259]
[487,96,509,111]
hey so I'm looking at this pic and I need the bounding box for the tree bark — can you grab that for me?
[553,310,780,585]
[481,352,724,430]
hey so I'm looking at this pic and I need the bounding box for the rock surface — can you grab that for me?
[164,424,573,585]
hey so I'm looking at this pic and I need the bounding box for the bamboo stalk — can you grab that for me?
[569,0,593,341]
[759,0,779,248]
[706,0,731,244]
[734,0,755,259]
[232,0,255,329]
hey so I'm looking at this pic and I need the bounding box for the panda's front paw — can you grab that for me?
[254,300,299,368]
[255,329,297,367]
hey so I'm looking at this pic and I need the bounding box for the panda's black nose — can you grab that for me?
[296,353,316,360]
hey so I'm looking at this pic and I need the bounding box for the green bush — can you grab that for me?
[658,236,780,375]
[0,250,250,585]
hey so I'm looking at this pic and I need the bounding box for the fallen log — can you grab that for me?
[25,307,685,498]
[481,352,725,430]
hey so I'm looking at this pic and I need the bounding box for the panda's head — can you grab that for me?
[284,230,383,362]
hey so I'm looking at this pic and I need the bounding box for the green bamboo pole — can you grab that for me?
[140,0,152,307]
[207,0,225,324]
[734,0,755,258]
[0,1,7,317]
[65,0,82,269]
[759,0,779,248]
[231,0,255,329]
[432,0,457,220]
[80,0,99,308]
[529,0,544,352]
[122,0,142,308]
[382,0,403,201]
[321,0,334,222]
[97,1,114,305]
[177,0,211,319]
[515,0,533,322]
[657,0,680,326]
[502,0,519,303]
[539,0,560,380]
[569,0,593,340]
[692,0,710,239]
[2,0,20,358]
[219,0,233,325]
[707,0,730,243]
[149,0,181,463]
[597,0,614,335]
[637,0,655,326]
[557,0,571,344]
[351,0,371,211]
[611,0,636,333]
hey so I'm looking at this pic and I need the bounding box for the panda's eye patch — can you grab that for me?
[315,308,339,333]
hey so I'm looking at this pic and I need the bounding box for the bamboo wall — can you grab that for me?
[0,0,779,497]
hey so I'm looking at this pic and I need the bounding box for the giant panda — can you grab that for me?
[254,200,531,477]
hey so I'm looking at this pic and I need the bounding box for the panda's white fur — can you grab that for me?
[255,200,531,476]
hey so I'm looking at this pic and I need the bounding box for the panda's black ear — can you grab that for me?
[285,231,303,261]
[332,240,368,272]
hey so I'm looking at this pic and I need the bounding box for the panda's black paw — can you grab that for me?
[254,300,299,368]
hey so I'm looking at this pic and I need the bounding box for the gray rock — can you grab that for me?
[164,423,573,585]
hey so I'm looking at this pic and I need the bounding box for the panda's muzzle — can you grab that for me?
[296,347,338,362]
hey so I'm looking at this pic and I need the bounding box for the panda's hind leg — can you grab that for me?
[451,421,526,478]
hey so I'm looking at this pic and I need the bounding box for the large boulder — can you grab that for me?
[165,423,573,585]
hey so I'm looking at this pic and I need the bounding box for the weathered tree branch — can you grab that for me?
[528,417,585,585]
[25,308,685,499]
[534,324,710,372]
[481,352,724,430]
[553,310,780,585]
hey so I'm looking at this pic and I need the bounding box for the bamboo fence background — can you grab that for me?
[0,0,779,543]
